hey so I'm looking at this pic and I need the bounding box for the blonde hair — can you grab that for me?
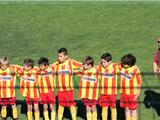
[0,56,10,65]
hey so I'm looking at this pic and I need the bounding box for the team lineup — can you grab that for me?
[0,47,142,120]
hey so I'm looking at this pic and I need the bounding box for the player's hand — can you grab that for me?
[154,71,160,79]
[10,69,15,75]
[134,94,139,100]
[80,66,84,72]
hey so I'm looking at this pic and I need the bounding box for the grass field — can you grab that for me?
[0,1,160,120]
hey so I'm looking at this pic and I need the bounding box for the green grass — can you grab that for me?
[0,1,160,120]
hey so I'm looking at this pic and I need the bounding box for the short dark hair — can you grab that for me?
[121,54,136,67]
[101,53,112,62]
[24,58,34,68]
[58,48,68,55]
[83,56,94,67]
[38,57,49,66]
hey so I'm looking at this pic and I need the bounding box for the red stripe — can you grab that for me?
[56,64,60,90]
[10,66,15,97]
[121,70,127,94]
[45,75,51,92]
[20,72,25,95]
[26,81,30,97]
[92,70,98,99]
[2,72,7,98]
[34,81,37,98]
[85,72,91,98]
[61,65,66,91]
[68,61,72,90]
[40,76,44,93]
[99,66,102,93]
[26,73,30,97]
[130,69,136,95]
[105,68,109,94]
[10,78,14,97]
[130,80,134,95]
[20,80,25,95]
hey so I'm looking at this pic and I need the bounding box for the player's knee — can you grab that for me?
[11,104,17,108]
[125,108,130,115]
[86,106,91,112]
[43,104,48,111]
[131,109,137,117]
[50,105,55,112]
[2,106,7,109]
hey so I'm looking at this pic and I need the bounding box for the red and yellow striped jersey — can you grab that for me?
[20,67,39,98]
[119,65,142,95]
[38,65,55,93]
[54,59,82,92]
[79,67,99,100]
[98,63,118,95]
[0,65,20,98]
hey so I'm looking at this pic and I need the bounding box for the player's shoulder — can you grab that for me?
[133,65,141,71]
[10,64,21,69]
[94,65,100,69]
[33,66,40,71]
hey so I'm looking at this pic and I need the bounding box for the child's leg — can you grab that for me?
[102,107,108,120]
[70,105,76,120]
[58,105,64,120]
[111,107,117,120]
[49,103,55,120]
[91,105,97,120]
[11,104,18,119]
[34,103,40,120]
[86,105,91,120]
[27,104,33,120]
[43,104,49,120]
[1,106,7,119]
[110,95,117,120]
[130,109,137,120]
[125,108,131,120]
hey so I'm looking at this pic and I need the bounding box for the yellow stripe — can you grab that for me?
[43,77,48,93]
[6,81,11,97]
[81,81,86,98]
[96,83,99,100]
[101,68,105,94]
[125,79,130,95]
[65,75,69,91]
[133,77,138,95]
[49,76,53,92]
[88,82,94,99]
[108,67,112,94]
[30,82,34,98]
[101,78,105,94]
[58,76,63,91]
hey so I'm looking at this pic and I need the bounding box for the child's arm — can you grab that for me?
[135,84,141,100]
[134,67,142,99]
[153,62,159,78]
[73,65,84,76]
[50,64,57,91]
[10,64,23,76]
[69,58,82,70]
